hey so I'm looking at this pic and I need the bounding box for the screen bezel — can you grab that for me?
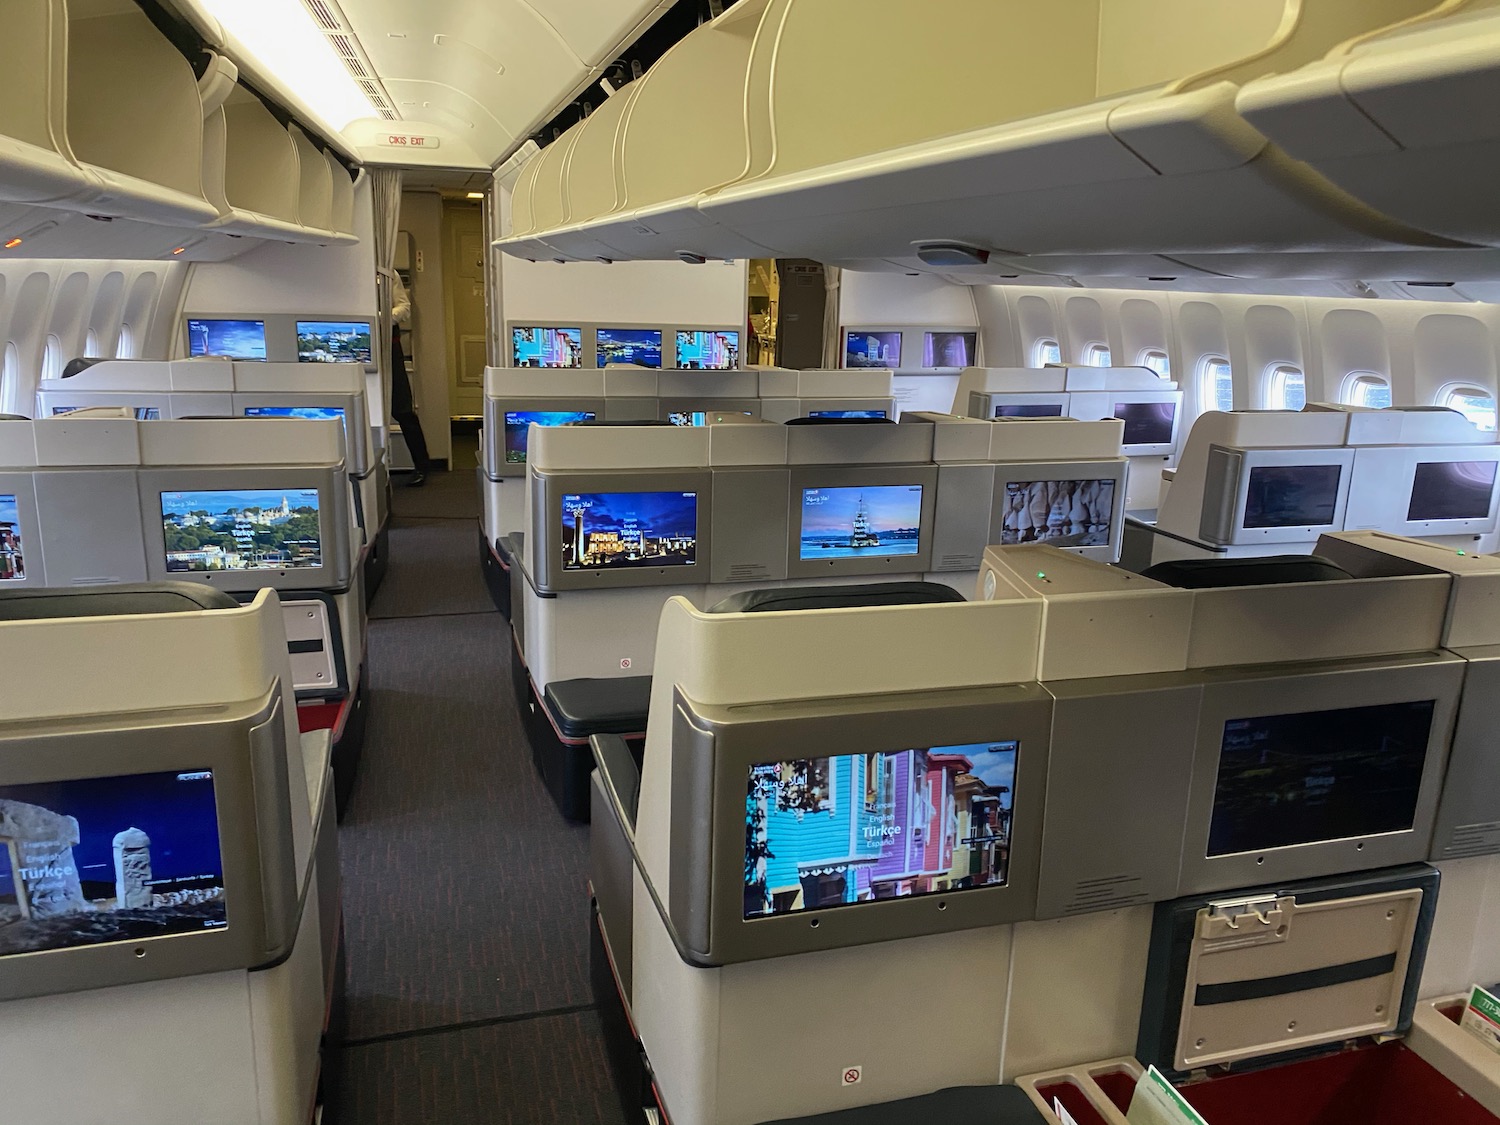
[1110,393,1181,455]
[511,325,584,369]
[1217,446,1356,546]
[674,330,742,371]
[0,475,42,588]
[842,329,903,370]
[922,330,977,371]
[235,394,367,475]
[595,327,664,370]
[502,409,599,463]
[483,396,607,478]
[671,684,1053,965]
[786,465,939,580]
[1345,447,1500,537]
[1177,656,1462,896]
[293,320,374,366]
[973,392,1071,421]
[139,467,351,593]
[532,469,713,592]
[990,460,1128,565]
[185,318,268,362]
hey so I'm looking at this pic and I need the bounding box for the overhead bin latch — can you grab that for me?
[199,51,240,118]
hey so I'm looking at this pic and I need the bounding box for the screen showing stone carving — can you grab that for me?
[844,331,901,369]
[0,493,24,581]
[560,491,698,570]
[296,321,372,364]
[1407,460,1499,522]
[503,411,595,463]
[596,328,663,369]
[1000,479,1114,548]
[161,488,323,572]
[0,769,226,956]
[1242,464,1343,528]
[800,485,923,560]
[923,331,976,368]
[186,319,266,361]
[243,406,346,422]
[675,331,740,370]
[744,742,1019,919]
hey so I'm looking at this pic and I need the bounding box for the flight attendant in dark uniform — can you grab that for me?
[390,272,432,486]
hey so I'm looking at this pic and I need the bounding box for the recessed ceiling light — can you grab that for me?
[466,192,484,199]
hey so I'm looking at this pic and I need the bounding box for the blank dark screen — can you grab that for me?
[1208,699,1435,857]
[996,404,1064,418]
[1114,401,1176,445]
[1243,464,1343,528]
[1406,461,1498,521]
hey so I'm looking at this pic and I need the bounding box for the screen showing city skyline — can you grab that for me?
[1243,464,1343,529]
[999,480,1114,548]
[0,493,24,582]
[1114,401,1177,446]
[513,327,583,369]
[560,491,697,571]
[1407,460,1499,521]
[845,332,902,369]
[186,319,266,361]
[744,742,1019,919]
[800,485,923,560]
[243,406,346,422]
[504,411,596,463]
[1208,700,1435,857]
[296,321,371,364]
[675,331,739,370]
[596,328,663,369]
[0,769,226,956]
[161,488,322,572]
[924,331,976,368]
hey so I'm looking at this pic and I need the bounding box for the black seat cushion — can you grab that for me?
[0,413,30,421]
[757,1085,1047,1124]
[61,357,104,378]
[709,581,965,614]
[543,676,653,738]
[574,419,675,427]
[0,582,240,620]
[784,416,895,426]
[1141,554,1353,589]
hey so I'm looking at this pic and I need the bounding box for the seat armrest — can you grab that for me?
[591,733,639,834]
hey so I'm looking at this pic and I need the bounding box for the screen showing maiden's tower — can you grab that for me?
[561,491,698,571]
[800,485,923,560]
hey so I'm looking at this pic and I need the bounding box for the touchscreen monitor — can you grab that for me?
[923,331,976,368]
[744,742,1019,918]
[808,410,888,420]
[844,331,901,369]
[187,319,266,361]
[161,488,322,572]
[503,410,595,463]
[243,406,346,422]
[995,404,1064,419]
[1243,464,1343,528]
[1114,401,1177,446]
[51,406,161,420]
[1208,700,1436,856]
[1000,480,1114,548]
[1407,460,1499,521]
[0,494,24,581]
[512,327,583,369]
[675,331,740,370]
[295,321,372,364]
[0,769,225,956]
[595,328,663,369]
[668,410,753,427]
[561,491,697,570]
[800,485,922,560]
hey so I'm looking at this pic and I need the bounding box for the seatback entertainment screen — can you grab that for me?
[51,406,161,420]
[1407,460,1499,521]
[999,480,1114,548]
[161,488,322,572]
[1208,700,1435,856]
[596,328,663,369]
[504,410,595,463]
[512,327,583,369]
[1114,401,1176,446]
[0,769,226,956]
[675,331,740,370]
[844,331,901,369]
[808,410,888,420]
[923,331,976,368]
[187,319,266,361]
[560,491,697,570]
[1243,464,1343,529]
[295,321,372,364]
[667,411,754,427]
[0,494,24,581]
[744,742,1019,918]
[800,485,922,560]
[995,404,1064,419]
[243,406,346,422]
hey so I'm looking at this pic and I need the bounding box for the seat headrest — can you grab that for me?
[784,416,895,426]
[1140,555,1353,590]
[61,357,105,379]
[708,581,965,614]
[0,413,29,421]
[574,419,675,427]
[0,582,241,621]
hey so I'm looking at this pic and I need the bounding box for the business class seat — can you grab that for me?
[708,580,965,614]
[1140,554,1355,589]
[0,581,239,618]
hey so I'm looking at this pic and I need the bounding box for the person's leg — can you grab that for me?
[392,409,432,482]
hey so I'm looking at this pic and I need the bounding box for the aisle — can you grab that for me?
[329,437,627,1125]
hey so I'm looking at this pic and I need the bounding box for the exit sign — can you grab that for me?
[379,133,440,150]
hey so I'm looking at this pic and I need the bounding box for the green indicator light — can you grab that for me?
[1458,550,1468,557]
[1037,572,1047,579]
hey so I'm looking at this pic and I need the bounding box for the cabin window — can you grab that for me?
[1200,357,1234,413]
[1343,373,1392,410]
[1140,350,1171,378]
[1,342,17,401]
[1441,386,1498,432]
[1083,343,1112,367]
[84,330,100,357]
[1265,364,1306,411]
[118,324,136,358]
[42,336,63,381]
[1032,338,1062,366]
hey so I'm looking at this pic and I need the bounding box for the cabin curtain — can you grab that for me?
[369,168,404,421]
[822,264,843,368]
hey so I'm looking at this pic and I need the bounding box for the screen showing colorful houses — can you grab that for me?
[560,491,697,571]
[0,493,24,581]
[745,742,1019,918]
[186,319,266,360]
[596,328,663,369]
[161,489,322,572]
[1000,480,1115,548]
[675,331,739,370]
[296,321,372,364]
[800,485,922,560]
[0,769,226,956]
[512,327,583,368]
[503,411,596,463]
[243,406,347,422]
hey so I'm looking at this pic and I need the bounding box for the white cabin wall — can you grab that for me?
[0,261,188,416]
[838,272,978,333]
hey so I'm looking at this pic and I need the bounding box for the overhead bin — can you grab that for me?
[560,83,638,229]
[207,89,306,239]
[290,125,338,237]
[529,119,587,233]
[502,0,1478,273]
[0,0,94,205]
[1238,2,1500,248]
[326,153,356,238]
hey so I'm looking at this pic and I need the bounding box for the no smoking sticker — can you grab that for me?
[841,1067,862,1087]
